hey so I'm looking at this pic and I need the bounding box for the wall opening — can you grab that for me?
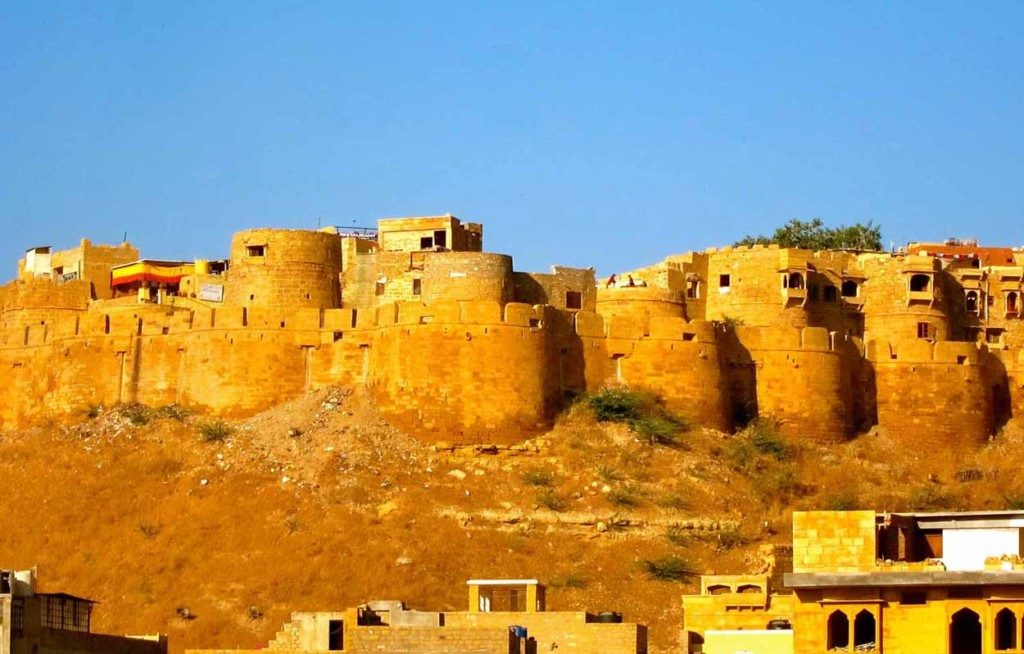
[328,620,344,651]
[950,608,981,654]
[246,245,266,257]
[917,322,932,340]
[995,608,1016,650]
[899,591,927,605]
[786,272,804,289]
[910,274,931,292]
[823,285,838,302]
[737,584,761,594]
[853,610,876,648]
[419,236,433,250]
[966,290,979,313]
[433,230,447,249]
[412,278,422,296]
[706,585,730,595]
[719,274,731,288]
[841,280,859,297]
[566,291,583,310]
[686,280,700,299]
[1007,292,1019,314]
[826,610,850,650]
[351,310,358,329]
[375,281,385,296]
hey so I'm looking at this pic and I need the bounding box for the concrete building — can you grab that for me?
[186,578,646,654]
[0,567,166,654]
[682,509,1024,653]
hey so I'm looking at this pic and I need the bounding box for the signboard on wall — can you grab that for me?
[60,272,79,282]
[199,284,224,302]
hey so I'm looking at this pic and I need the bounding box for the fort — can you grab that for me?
[2,218,1022,446]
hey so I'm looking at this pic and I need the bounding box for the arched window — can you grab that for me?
[706,584,730,595]
[827,610,850,650]
[841,280,859,298]
[1007,292,1018,314]
[737,584,762,594]
[995,608,1016,651]
[966,291,979,313]
[910,274,930,292]
[788,272,804,290]
[951,608,982,654]
[854,610,876,648]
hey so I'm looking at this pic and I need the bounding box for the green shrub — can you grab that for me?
[588,388,646,423]
[157,404,192,421]
[536,490,566,512]
[522,468,555,487]
[551,573,587,589]
[120,403,152,426]
[633,415,689,446]
[747,419,790,460]
[665,524,690,546]
[714,525,747,550]
[656,493,688,510]
[822,489,859,511]
[753,464,809,504]
[1005,494,1024,510]
[597,465,623,483]
[641,555,695,582]
[907,485,958,511]
[607,488,640,507]
[198,420,233,442]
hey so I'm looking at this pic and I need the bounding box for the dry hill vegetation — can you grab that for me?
[1,389,1022,653]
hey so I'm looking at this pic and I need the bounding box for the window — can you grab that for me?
[719,274,731,288]
[995,608,1016,650]
[823,286,838,302]
[965,290,979,313]
[853,610,876,648]
[11,597,24,637]
[433,230,447,249]
[419,236,433,250]
[706,585,730,595]
[412,279,422,296]
[375,282,385,296]
[841,280,858,298]
[987,329,1004,345]
[686,280,700,299]
[1008,292,1019,313]
[246,245,266,257]
[917,322,932,340]
[910,274,930,292]
[827,611,850,650]
[808,284,820,302]
[566,291,583,310]
[787,272,804,290]
[737,584,762,594]
[328,620,344,651]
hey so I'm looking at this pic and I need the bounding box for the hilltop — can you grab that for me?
[3,391,1024,654]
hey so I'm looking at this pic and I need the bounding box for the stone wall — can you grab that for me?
[225,229,342,310]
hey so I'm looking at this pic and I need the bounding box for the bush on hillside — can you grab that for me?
[641,555,696,582]
[587,387,690,447]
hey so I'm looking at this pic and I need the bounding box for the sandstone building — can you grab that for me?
[2,218,1022,445]
[0,567,166,654]
[682,509,1024,653]
[186,578,646,654]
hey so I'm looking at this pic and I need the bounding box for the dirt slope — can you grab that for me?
[1,390,1021,653]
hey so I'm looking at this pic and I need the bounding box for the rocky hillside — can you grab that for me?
[1,389,1021,653]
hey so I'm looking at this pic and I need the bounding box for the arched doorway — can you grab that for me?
[950,608,982,654]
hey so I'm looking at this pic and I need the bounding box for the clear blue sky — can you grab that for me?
[3,2,1023,277]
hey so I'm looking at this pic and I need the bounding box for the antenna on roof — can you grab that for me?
[123,231,128,243]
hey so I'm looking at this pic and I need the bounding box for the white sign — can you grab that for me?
[199,284,224,302]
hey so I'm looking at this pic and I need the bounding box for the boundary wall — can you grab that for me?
[867,338,993,445]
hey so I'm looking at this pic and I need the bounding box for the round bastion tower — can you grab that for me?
[225,228,342,309]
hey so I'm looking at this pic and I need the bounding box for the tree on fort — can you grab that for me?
[735,218,883,251]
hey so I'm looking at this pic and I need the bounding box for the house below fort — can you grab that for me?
[185,578,646,654]
[0,567,166,654]
[683,508,1024,653]
[2,217,1023,446]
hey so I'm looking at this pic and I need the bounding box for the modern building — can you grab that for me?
[186,578,646,654]
[0,567,166,654]
[683,509,1024,653]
